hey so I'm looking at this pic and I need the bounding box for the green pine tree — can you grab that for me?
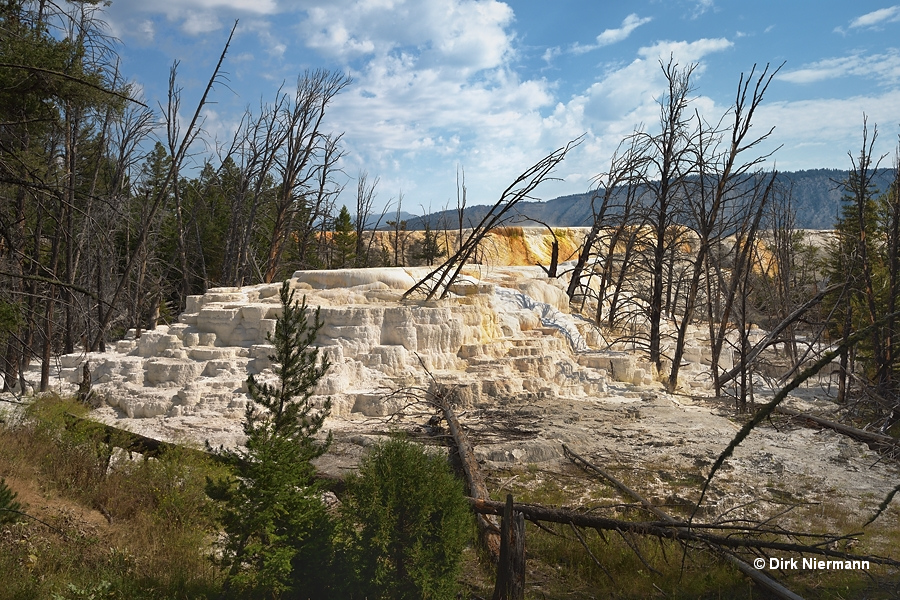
[0,478,23,525]
[332,205,357,268]
[413,220,446,266]
[209,280,333,598]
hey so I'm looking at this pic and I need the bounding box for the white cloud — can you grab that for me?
[291,0,566,204]
[182,12,222,35]
[196,0,278,11]
[779,50,900,85]
[138,0,278,15]
[849,6,900,29]
[104,0,279,38]
[572,13,652,54]
[538,37,733,191]
[327,29,735,205]
[240,18,288,58]
[755,91,900,168]
[542,46,561,64]
[137,19,155,43]
[300,0,514,73]
[637,38,733,64]
[691,0,715,19]
[596,14,653,47]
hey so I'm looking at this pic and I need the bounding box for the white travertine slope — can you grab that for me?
[52,266,661,447]
[14,260,899,544]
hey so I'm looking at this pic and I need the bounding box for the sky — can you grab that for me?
[95,0,900,213]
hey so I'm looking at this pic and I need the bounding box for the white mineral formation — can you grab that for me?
[15,262,900,529]
[49,266,662,447]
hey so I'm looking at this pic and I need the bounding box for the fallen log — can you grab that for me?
[775,406,898,451]
[436,394,502,562]
[466,497,900,567]
[61,413,346,492]
[563,444,673,522]
[563,444,805,600]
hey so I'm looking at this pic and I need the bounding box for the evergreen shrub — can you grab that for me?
[338,438,472,600]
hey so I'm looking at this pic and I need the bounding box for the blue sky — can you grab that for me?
[99,0,900,212]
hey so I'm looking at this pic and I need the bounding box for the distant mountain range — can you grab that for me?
[389,169,895,231]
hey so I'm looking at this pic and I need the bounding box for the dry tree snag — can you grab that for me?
[566,137,644,300]
[563,445,805,600]
[354,171,386,267]
[467,498,900,567]
[695,314,900,522]
[775,406,899,452]
[638,59,698,373]
[492,494,525,600]
[92,23,237,350]
[715,283,840,389]
[264,70,350,281]
[404,137,582,301]
[524,217,561,278]
[668,63,782,394]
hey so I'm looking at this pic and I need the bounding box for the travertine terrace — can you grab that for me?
[52,265,652,448]
[13,242,899,534]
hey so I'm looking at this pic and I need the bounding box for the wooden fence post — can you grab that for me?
[492,493,525,600]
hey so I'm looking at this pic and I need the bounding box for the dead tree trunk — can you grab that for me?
[467,497,897,566]
[91,23,237,350]
[492,494,525,600]
[437,394,501,561]
[775,406,899,451]
[405,138,581,301]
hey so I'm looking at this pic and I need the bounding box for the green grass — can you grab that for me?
[0,394,228,600]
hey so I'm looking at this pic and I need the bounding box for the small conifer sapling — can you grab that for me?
[210,280,333,598]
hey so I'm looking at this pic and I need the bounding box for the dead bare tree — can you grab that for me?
[697,314,900,525]
[219,95,285,286]
[263,69,350,281]
[567,135,646,301]
[456,164,467,254]
[163,63,193,312]
[667,63,780,393]
[598,186,650,332]
[292,131,346,271]
[635,58,699,372]
[404,137,582,301]
[881,142,900,398]
[763,183,802,367]
[706,173,774,401]
[354,171,386,267]
[91,22,237,350]
[386,193,409,267]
